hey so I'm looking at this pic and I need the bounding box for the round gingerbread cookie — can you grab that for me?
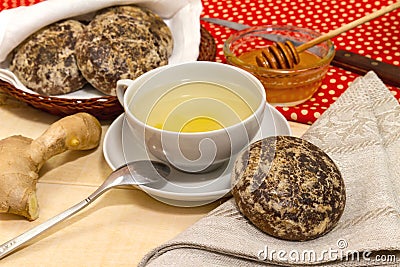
[231,136,346,241]
[10,20,87,95]
[75,5,173,95]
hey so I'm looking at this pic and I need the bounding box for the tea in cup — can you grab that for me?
[116,61,266,173]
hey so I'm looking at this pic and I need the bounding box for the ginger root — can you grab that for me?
[0,113,102,220]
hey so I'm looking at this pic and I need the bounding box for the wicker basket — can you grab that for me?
[0,26,216,120]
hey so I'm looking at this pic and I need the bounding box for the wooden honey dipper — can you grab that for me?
[256,1,400,69]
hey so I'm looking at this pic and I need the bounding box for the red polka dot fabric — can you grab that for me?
[1,0,399,124]
[200,0,400,124]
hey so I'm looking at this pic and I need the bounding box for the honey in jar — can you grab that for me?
[237,48,326,106]
[238,48,321,69]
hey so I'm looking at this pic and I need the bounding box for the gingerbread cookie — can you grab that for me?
[75,5,173,95]
[10,20,86,95]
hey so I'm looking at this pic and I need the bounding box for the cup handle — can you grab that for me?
[116,79,134,107]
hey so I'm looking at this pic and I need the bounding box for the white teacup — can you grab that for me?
[116,61,266,173]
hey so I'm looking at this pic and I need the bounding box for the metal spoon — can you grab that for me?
[0,160,170,260]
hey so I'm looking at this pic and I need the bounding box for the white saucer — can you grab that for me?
[103,104,291,207]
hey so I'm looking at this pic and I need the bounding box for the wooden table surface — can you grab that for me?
[0,94,309,266]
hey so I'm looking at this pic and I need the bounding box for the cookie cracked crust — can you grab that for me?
[10,20,87,95]
[231,136,346,241]
[75,5,174,96]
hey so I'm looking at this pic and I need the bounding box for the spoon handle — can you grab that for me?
[0,183,112,260]
[0,199,90,259]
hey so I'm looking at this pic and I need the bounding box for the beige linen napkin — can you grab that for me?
[139,71,400,266]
